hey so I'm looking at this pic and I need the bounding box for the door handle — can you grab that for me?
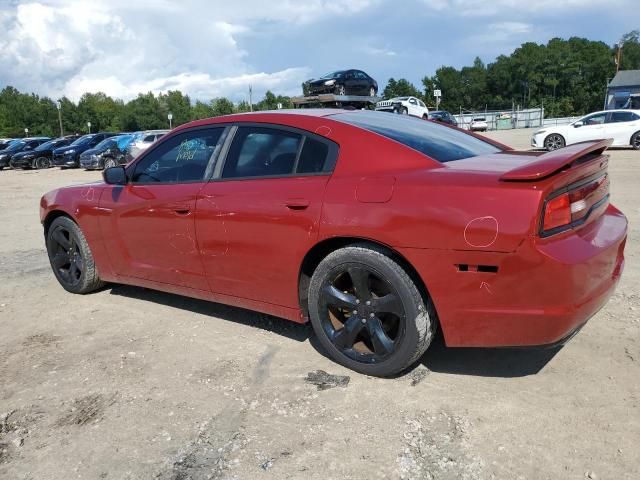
[285,198,310,210]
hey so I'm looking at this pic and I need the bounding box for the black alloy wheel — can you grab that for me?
[35,156,50,169]
[308,245,435,377]
[104,158,117,169]
[319,265,405,363]
[46,216,104,294]
[369,86,376,97]
[631,132,640,150]
[335,84,346,96]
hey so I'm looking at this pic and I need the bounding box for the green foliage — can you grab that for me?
[382,78,422,99]
[420,34,639,116]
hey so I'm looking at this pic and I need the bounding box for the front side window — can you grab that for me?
[132,128,224,183]
[409,98,417,105]
[582,113,606,125]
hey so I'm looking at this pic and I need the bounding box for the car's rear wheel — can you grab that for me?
[46,216,104,294]
[631,131,640,150]
[104,158,117,169]
[544,133,565,151]
[35,156,50,169]
[308,245,436,377]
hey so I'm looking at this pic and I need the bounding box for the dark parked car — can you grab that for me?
[308,70,378,96]
[80,134,135,170]
[52,133,118,168]
[10,136,79,169]
[429,110,458,127]
[0,138,17,151]
[0,137,51,169]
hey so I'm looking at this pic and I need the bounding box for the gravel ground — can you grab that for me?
[0,128,638,480]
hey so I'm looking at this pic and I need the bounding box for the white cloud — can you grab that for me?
[0,0,375,102]
[419,0,634,16]
[363,46,397,57]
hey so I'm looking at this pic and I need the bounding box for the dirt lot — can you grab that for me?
[0,128,638,480]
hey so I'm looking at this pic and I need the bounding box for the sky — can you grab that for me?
[0,0,636,103]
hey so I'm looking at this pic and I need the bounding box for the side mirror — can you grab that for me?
[573,121,584,128]
[103,166,127,185]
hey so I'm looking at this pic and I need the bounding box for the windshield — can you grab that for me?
[94,138,115,150]
[5,141,26,151]
[321,71,345,79]
[36,139,64,151]
[333,111,501,163]
[71,134,96,146]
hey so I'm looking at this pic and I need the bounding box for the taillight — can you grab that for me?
[541,174,609,236]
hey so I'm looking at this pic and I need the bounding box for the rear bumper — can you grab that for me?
[399,204,627,347]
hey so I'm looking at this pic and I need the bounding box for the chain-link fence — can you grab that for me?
[452,107,545,131]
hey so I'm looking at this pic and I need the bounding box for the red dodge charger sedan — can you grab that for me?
[40,110,627,376]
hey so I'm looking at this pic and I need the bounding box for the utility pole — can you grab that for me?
[615,42,624,72]
[56,101,64,137]
[249,85,253,112]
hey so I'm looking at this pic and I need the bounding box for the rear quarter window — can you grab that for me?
[333,111,501,162]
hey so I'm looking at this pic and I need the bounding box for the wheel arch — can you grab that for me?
[43,209,76,237]
[298,236,432,319]
[630,130,640,144]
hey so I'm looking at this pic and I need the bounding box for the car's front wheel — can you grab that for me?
[308,244,436,377]
[104,158,117,169]
[35,156,50,169]
[544,133,565,151]
[631,131,640,150]
[369,87,376,97]
[335,84,346,96]
[46,216,104,294]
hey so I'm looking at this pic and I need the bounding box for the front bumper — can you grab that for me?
[0,156,12,168]
[399,204,627,347]
[53,153,78,167]
[10,156,35,168]
[308,85,336,95]
[531,134,543,148]
[80,156,101,170]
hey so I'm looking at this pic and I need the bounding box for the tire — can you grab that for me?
[335,84,346,96]
[631,131,640,150]
[369,87,376,97]
[422,114,428,120]
[103,158,117,169]
[46,216,104,294]
[401,107,408,115]
[308,244,436,377]
[544,133,565,151]
[35,156,50,169]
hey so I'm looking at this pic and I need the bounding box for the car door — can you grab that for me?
[606,111,640,146]
[344,70,358,95]
[195,124,338,308]
[355,71,369,95]
[407,97,420,116]
[568,112,607,144]
[99,126,227,290]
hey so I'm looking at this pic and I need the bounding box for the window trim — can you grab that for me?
[211,122,339,182]
[126,125,229,185]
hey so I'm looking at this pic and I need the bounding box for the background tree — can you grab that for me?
[382,78,422,100]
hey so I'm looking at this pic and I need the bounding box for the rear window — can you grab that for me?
[333,111,501,163]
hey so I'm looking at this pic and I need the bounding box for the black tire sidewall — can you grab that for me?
[308,247,430,377]
[632,132,640,150]
[545,134,565,151]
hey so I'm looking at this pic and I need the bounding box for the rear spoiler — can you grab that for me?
[500,139,612,181]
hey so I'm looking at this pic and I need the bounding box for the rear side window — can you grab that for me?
[143,135,155,143]
[223,127,301,178]
[333,111,501,162]
[610,111,639,123]
[298,138,332,173]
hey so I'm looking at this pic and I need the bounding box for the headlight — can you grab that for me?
[64,149,76,155]
[324,79,336,86]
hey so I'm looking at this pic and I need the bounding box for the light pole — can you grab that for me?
[168,112,173,129]
[56,101,64,137]
[24,128,29,137]
[87,121,91,133]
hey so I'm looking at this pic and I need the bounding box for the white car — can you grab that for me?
[127,130,169,159]
[375,96,429,119]
[532,109,640,151]
[469,117,488,132]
